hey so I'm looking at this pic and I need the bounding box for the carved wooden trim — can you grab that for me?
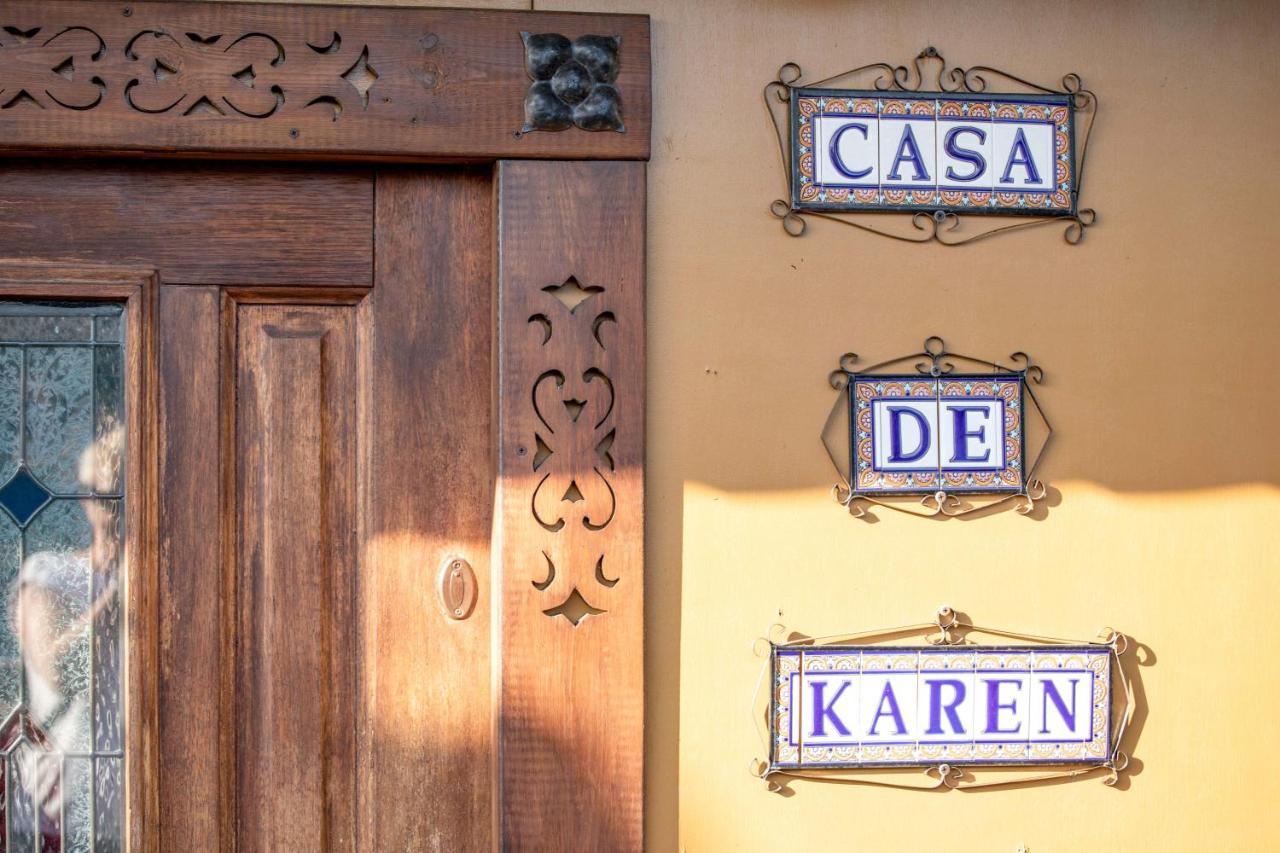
[0,1,650,161]
[497,161,645,848]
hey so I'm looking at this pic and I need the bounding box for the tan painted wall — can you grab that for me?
[625,1,1278,849]
[264,0,1279,849]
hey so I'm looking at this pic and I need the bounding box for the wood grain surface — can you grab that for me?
[0,152,648,850]
[234,303,358,850]
[497,160,646,850]
[0,1,650,162]
[359,166,496,850]
[157,285,223,850]
[0,160,374,286]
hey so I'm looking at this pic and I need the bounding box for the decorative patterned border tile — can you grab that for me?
[793,90,1074,215]
[771,645,1111,770]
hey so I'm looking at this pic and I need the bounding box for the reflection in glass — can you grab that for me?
[0,303,126,852]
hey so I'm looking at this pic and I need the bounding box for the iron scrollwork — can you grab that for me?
[823,336,1053,519]
[765,46,1098,245]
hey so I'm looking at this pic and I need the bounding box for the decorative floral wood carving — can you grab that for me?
[0,22,378,120]
[526,276,619,625]
[0,25,107,110]
[0,3,651,160]
[124,30,289,117]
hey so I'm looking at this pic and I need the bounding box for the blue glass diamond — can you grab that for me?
[0,468,52,527]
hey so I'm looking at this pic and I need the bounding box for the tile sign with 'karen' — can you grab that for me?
[771,644,1112,769]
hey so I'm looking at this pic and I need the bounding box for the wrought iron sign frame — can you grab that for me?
[823,336,1053,519]
[751,607,1135,792]
[765,46,1098,245]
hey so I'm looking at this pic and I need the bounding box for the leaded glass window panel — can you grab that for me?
[0,303,126,852]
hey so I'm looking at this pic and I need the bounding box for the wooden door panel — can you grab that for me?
[0,156,645,850]
[0,161,373,287]
[360,168,494,851]
[156,285,223,848]
[144,167,498,850]
[235,304,359,850]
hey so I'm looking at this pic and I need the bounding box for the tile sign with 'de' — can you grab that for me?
[849,374,1025,497]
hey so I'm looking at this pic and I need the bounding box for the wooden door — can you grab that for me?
[0,1,654,848]
[0,153,643,850]
[0,160,494,850]
[0,2,650,847]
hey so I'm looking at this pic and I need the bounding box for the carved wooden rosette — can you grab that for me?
[0,1,650,160]
[498,160,645,848]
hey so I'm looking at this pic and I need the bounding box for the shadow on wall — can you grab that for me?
[681,329,1280,497]
[629,0,1280,847]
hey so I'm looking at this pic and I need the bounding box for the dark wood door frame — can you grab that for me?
[0,2,649,850]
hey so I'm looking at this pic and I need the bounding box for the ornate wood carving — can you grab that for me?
[498,161,645,848]
[0,1,650,160]
[0,21,381,119]
[527,274,620,624]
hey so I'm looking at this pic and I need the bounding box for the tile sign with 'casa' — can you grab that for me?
[792,89,1076,215]
[771,645,1112,768]
[850,374,1025,496]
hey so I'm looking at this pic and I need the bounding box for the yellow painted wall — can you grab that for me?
[266,0,1280,849]
[625,1,1279,849]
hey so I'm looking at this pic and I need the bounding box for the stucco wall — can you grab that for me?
[254,0,1280,849]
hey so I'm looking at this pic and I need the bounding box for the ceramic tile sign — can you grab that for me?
[850,374,1024,496]
[771,646,1112,768]
[792,89,1075,215]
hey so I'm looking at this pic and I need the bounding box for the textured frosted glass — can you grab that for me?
[94,346,124,496]
[0,302,127,852]
[25,504,93,755]
[8,738,39,850]
[0,347,21,483]
[26,346,94,494]
[0,513,19,711]
[0,316,92,342]
[95,757,124,852]
[65,756,94,853]
[94,315,122,343]
[93,500,123,753]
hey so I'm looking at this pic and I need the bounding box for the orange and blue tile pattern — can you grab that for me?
[793,88,1075,215]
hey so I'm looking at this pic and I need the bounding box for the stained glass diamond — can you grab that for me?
[0,466,51,527]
